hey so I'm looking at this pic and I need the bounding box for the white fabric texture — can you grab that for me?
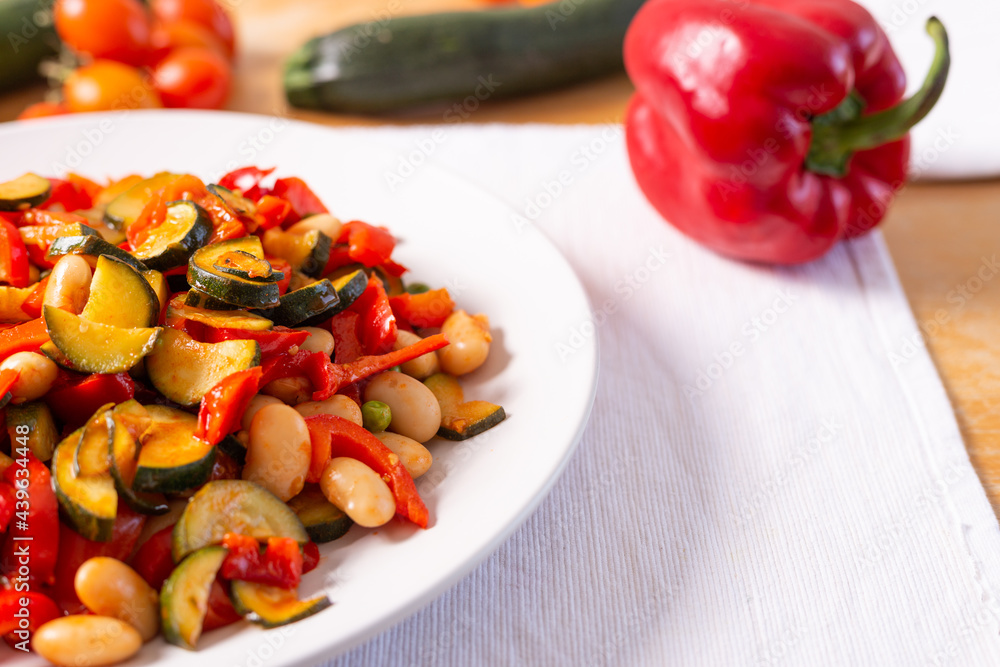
[320,125,1000,666]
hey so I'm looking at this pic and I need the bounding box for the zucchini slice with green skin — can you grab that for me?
[188,237,280,308]
[145,327,261,406]
[81,255,161,328]
[73,402,116,477]
[47,234,149,272]
[287,486,353,543]
[183,288,239,311]
[43,305,161,374]
[132,200,212,271]
[19,222,99,252]
[104,172,180,229]
[423,373,506,440]
[268,279,340,327]
[0,173,50,211]
[52,428,117,542]
[330,269,368,311]
[262,228,331,278]
[217,433,247,466]
[5,402,58,461]
[172,480,308,562]
[207,184,256,217]
[144,269,170,315]
[214,250,281,282]
[109,402,170,515]
[160,546,228,650]
[167,293,273,331]
[229,580,331,629]
[133,405,216,494]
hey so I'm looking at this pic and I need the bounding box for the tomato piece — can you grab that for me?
[63,60,162,113]
[151,0,235,57]
[54,0,152,65]
[152,46,232,109]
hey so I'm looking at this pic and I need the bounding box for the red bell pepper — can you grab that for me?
[389,288,455,329]
[267,257,293,295]
[256,195,292,231]
[271,177,328,221]
[349,275,397,355]
[336,221,395,268]
[315,333,448,401]
[305,414,428,528]
[20,278,47,319]
[196,367,264,445]
[203,578,242,630]
[0,483,14,533]
[44,371,135,430]
[200,194,248,243]
[302,541,320,574]
[39,177,96,212]
[202,326,309,358]
[0,318,48,363]
[259,350,337,398]
[624,2,950,263]
[0,590,60,645]
[220,533,303,590]
[219,166,275,202]
[0,368,19,401]
[1,455,60,586]
[131,525,175,590]
[328,311,363,364]
[0,220,29,288]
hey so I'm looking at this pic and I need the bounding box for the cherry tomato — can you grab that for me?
[54,0,152,65]
[152,47,231,109]
[149,19,227,63]
[18,102,70,120]
[151,0,235,57]
[63,60,163,113]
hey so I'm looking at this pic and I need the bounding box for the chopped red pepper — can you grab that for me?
[0,483,14,534]
[196,367,264,445]
[40,176,97,212]
[256,195,292,231]
[0,369,19,401]
[321,243,354,276]
[305,414,428,528]
[0,220,30,288]
[329,311,363,364]
[199,194,248,243]
[381,258,408,278]
[0,318,49,363]
[220,533,304,590]
[268,257,292,295]
[127,190,169,248]
[349,275,397,355]
[1,455,60,586]
[203,578,242,630]
[44,372,135,430]
[202,326,309,358]
[271,177,328,221]
[259,350,336,399]
[336,221,395,268]
[302,541,320,573]
[0,590,60,645]
[131,525,175,590]
[389,289,455,329]
[219,166,275,202]
[20,279,47,319]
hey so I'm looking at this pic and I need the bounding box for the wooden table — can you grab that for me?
[2,0,999,510]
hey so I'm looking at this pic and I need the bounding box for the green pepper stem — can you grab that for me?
[806,17,950,177]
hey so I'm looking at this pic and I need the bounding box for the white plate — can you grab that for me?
[0,111,598,666]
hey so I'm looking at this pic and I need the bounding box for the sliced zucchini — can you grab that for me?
[47,234,149,272]
[188,237,280,309]
[287,486,353,543]
[217,433,247,466]
[229,580,330,629]
[160,546,228,650]
[423,373,506,440]
[132,200,212,271]
[19,221,99,250]
[52,428,117,542]
[172,480,308,562]
[43,305,161,374]
[262,228,331,278]
[166,293,273,331]
[269,279,340,327]
[214,250,281,282]
[104,172,180,229]
[5,402,58,461]
[143,269,170,315]
[73,403,115,477]
[145,327,261,406]
[330,269,368,311]
[0,285,38,323]
[133,405,216,494]
[81,255,160,328]
[109,401,169,515]
[0,173,50,211]
[183,288,239,311]
[207,184,256,217]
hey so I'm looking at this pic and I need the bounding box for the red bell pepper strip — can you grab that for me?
[624,4,950,263]
[271,177,328,221]
[196,367,264,445]
[259,350,336,395]
[329,311,363,364]
[0,483,14,533]
[336,221,395,268]
[0,318,48,363]
[1,455,59,586]
[0,220,29,288]
[316,333,448,401]
[39,176,97,212]
[381,258,408,278]
[0,368,19,401]
[202,326,309,358]
[349,275,397,355]
[305,414,428,528]
[256,195,292,231]
[219,166,275,202]
[131,525,175,590]
[20,279,47,319]
[220,533,303,590]
[389,289,455,329]
[203,578,242,630]
[266,257,292,295]
[0,590,60,643]
[199,194,248,243]
[44,372,135,430]
[302,541,320,574]
[127,190,169,248]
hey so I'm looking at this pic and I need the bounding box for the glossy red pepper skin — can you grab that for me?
[624,0,942,264]
[220,533,304,590]
[1,455,60,586]
[0,318,49,363]
[348,275,397,355]
[44,371,135,430]
[219,166,275,201]
[336,221,395,268]
[131,525,175,590]
[202,326,308,357]
[0,220,30,288]
[389,289,455,329]
[271,177,328,221]
[0,590,60,644]
[196,367,264,445]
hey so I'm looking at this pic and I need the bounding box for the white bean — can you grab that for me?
[260,375,312,405]
[33,615,142,667]
[75,557,159,641]
[244,404,311,501]
[364,371,441,443]
[241,393,283,430]
[394,329,440,380]
[0,351,57,403]
[297,327,335,356]
[295,394,363,426]
[375,431,432,478]
[320,457,395,528]
[286,213,342,239]
[43,254,91,314]
[438,310,491,376]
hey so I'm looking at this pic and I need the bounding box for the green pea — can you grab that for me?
[362,400,392,433]
[405,282,430,295]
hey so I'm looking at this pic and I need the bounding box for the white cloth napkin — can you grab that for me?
[317,125,1000,666]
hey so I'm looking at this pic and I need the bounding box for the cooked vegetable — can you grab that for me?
[319,456,395,528]
[287,486,353,543]
[43,306,161,374]
[187,237,280,308]
[5,402,58,461]
[0,285,38,323]
[47,234,149,272]
[133,405,216,493]
[0,0,58,93]
[131,200,212,270]
[80,255,160,328]
[109,405,170,515]
[329,268,367,310]
[268,279,340,327]
[229,580,330,629]
[423,372,506,440]
[104,173,180,229]
[261,228,331,277]
[213,250,279,281]
[160,546,228,650]
[52,427,117,542]
[183,288,240,310]
[0,173,51,210]
[166,293,273,331]
[73,402,115,477]
[145,327,260,406]
[207,184,255,217]
[361,400,390,433]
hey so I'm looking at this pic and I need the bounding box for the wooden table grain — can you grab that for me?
[2,0,998,511]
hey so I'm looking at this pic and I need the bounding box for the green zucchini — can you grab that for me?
[133,405,216,493]
[330,269,368,310]
[183,288,239,310]
[145,327,261,406]
[0,173,51,211]
[81,255,160,328]
[108,402,170,515]
[160,546,228,650]
[207,184,255,217]
[43,305,161,374]
[423,373,506,440]
[47,234,149,272]
[213,250,282,283]
[229,580,330,629]
[268,279,340,327]
[52,428,117,542]
[188,237,280,309]
[287,486,353,543]
[131,200,212,271]
[283,0,645,114]
[0,0,58,93]
[104,172,180,229]
[167,293,273,331]
[262,228,331,278]
[73,402,116,477]
[172,480,308,562]
[144,269,170,314]
[217,433,247,466]
[5,402,58,461]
